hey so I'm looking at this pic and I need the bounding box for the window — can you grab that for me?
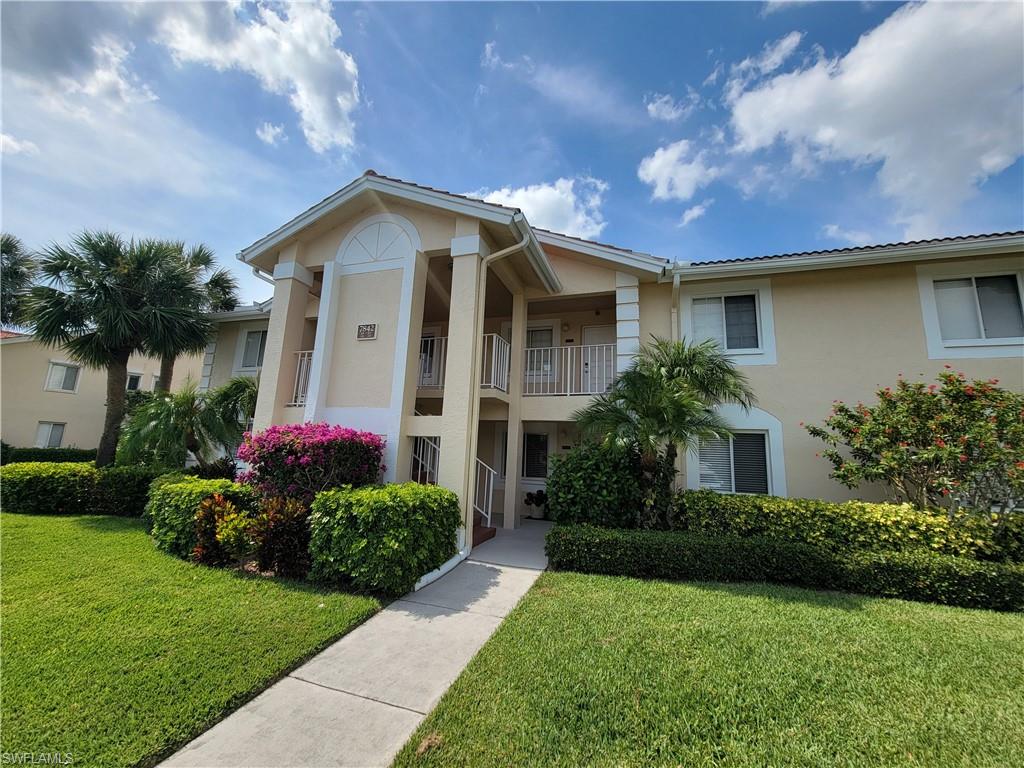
[934,275,1024,341]
[126,373,142,391]
[45,362,80,393]
[525,325,556,377]
[522,433,548,479]
[699,432,769,494]
[151,375,161,391]
[692,294,759,351]
[241,330,267,369]
[34,422,65,449]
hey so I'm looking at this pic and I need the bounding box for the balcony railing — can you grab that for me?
[411,435,440,485]
[523,343,616,396]
[417,336,448,389]
[288,350,314,406]
[480,333,510,392]
[416,334,511,394]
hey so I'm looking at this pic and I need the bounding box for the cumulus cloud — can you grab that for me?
[730,2,1023,237]
[155,1,359,153]
[822,224,873,246]
[1,133,40,157]
[637,139,720,202]
[680,199,714,227]
[256,122,285,146]
[645,89,700,122]
[471,177,609,239]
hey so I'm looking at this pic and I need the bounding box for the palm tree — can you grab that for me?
[1,233,36,327]
[118,377,258,469]
[26,231,211,466]
[150,242,238,393]
[573,337,756,527]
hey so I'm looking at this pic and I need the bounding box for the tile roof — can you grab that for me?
[0,330,25,339]
[693,231,1024,266]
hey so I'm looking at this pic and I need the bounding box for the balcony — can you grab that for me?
[523,343,616,396]
[288,350,314,407]
[417,333,511,394]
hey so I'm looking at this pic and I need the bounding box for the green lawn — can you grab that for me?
[395,571,1024,768]
[0,513,380,767]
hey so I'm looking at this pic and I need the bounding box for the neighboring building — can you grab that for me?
[205,171,1024,546]
[0,331,202,449]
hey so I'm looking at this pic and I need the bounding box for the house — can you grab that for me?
[204,171,1024,545]
[0,331,202,450]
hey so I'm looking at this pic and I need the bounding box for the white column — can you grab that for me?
[502,290,526,528]
[615,272,640,373]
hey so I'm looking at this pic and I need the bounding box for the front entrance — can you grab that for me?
[582,324,616,392]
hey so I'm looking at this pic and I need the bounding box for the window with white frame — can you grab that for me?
[698,432,769,494]
[525,326,555,377]
[522,433,548,478]
[241,330,268,369]
[35,421,65,449]
[692,294,759,351]
[933,275,1024,342]
[126,373,142,391]
[45,362,80,393]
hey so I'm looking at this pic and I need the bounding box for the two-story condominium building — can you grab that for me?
[203,171,1024,547]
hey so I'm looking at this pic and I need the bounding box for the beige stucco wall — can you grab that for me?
[0,337,202,449]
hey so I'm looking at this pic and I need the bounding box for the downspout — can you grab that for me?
[670,271,681,342]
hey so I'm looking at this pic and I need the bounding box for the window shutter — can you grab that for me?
[522,433,548,478]
[699,437,733,492]
[733,433,769,494]
[724,294,759,349]
[975,275,1024,339]
[692,297,725,348]
[934,279,982,340]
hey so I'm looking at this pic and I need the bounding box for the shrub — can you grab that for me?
[147,478,257,559]
[546,442,645,528]
[193,493,233,566]
[216,506,256,562]
[309,483,461,595]
[95,465,166,517]
[673,489,1018,561]
[253,496,312,578]
[238,422,385,503]
[545,525,1024,612]
[191,456,238,480]
[0,462,98,515]
[0,446,98,464]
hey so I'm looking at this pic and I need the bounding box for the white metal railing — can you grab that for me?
[480,333,511,392]
[523,343,616,396]
[417,336,448,388]
[288,350,314,406]
[474,457,497,527]
[411,436,440,485]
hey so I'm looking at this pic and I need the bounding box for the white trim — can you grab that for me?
[534,229,667,274]
[916,259,1024,360]
[686,405,786,496]
[272,260,315,287]
[679,278,777,366]
[451,234,489,258]
[43,360,82,394]
[233,322,270,376]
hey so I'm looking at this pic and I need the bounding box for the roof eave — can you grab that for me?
[535,230,668,275]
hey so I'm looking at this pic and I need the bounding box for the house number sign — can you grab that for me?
[357,323,377,340]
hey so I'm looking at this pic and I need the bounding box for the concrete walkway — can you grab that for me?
[163,521,552,768]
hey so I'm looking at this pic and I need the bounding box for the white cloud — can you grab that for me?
[730,2,1024,237]
[702,63,723,87]
[155,1,359,153]
[761,1,815,17]
[822,224,873,246]
[637,139,720,202]
[725,31,804,102]
[1,133,40,156]
[471,177,609,239]
[645,89,700,122]
[680,199,714,227]
[256,122,285,146]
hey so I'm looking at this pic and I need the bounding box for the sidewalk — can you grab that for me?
[163,521,551,768]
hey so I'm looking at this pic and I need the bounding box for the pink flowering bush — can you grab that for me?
[237,422,385,503]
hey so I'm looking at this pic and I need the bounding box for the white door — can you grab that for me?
[582,325,616,393]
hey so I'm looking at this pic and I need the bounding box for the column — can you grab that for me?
[615,272,641,373]
[252,252,314,431]
[502,290,526,528]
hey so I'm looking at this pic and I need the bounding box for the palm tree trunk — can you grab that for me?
[156,354,175,393]
[97,351,131,467]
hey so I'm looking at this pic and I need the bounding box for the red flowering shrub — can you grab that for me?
[237,422,385,503]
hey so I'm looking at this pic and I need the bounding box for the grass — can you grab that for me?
[0,513,380,767]
[395,571,1024,768]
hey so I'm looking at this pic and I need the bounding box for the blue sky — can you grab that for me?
[2,1,1022,302]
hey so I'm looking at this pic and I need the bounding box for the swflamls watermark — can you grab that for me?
[1,753,74,765]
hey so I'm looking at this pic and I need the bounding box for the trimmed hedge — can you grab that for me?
[674,489,1018,562]
[147,478,258,559]
[0,445,98,464]
[546,442,645,528]
[545,525,1024,612]
[310,483,461,596]
[0,462,163,516]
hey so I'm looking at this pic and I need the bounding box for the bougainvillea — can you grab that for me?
[237,422,385,503]
[806,369,1024,515]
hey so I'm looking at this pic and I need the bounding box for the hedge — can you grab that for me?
[546,442,645,528]
[0,462,164,516]
[545,525,1024,612]
[0,445,98,464]
[310,483,461,595]
[146,478,258,559]
[673,489,1018,562]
